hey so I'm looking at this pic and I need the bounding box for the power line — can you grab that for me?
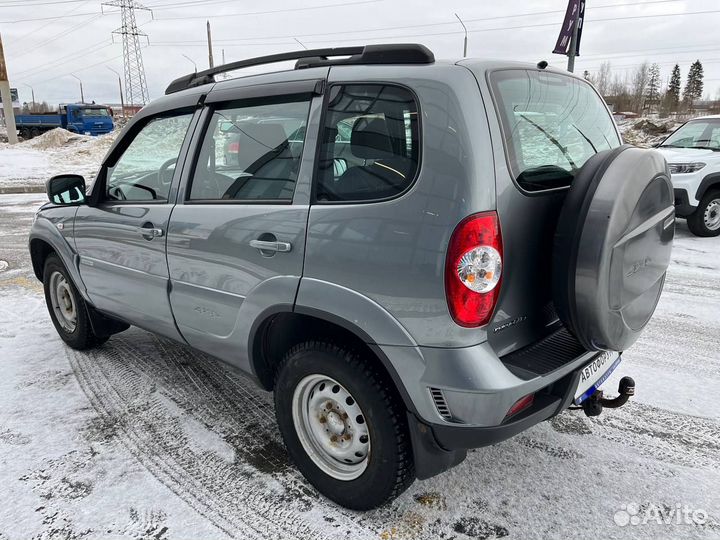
[11,13,104,58]
[155,0,381,20]
[13,42,113,79]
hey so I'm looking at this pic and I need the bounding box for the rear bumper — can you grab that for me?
[383,327,609,478]
[383,326,599,428]
[404,338,601,480]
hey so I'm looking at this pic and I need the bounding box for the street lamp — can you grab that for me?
[107,66,125,119]
[23,83,35,111]
[454,13,468,58]
[182,54,197,73]
[70,73,84,103]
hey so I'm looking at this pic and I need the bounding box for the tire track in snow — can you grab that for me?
[66,329,369,540]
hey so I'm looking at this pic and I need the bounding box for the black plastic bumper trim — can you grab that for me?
[673,188,695,217]
[430,394,561,450]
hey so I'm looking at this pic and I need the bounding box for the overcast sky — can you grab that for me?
[2,0,719,106]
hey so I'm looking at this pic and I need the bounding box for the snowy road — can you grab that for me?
[1,193,719,540]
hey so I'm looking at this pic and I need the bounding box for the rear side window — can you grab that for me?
[315,84,419,202]
[188,97,311,202]
[490,70,620,192]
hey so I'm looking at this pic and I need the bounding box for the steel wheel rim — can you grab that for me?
[49,271,77,332]
[704,199,720,231]
[292,374,370,481]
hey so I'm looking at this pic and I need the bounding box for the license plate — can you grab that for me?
[573,351,622,405]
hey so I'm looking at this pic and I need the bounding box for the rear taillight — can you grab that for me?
[227,141,240,153]
[445,212,503,327]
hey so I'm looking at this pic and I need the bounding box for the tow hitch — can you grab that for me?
[581,376,635,417]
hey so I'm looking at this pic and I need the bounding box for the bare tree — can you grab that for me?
[595,62,612,97]
[630,62,650,113]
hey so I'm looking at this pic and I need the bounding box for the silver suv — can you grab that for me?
[29,44,674,510]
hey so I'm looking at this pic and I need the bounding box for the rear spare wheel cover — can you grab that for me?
[553,145,674,351]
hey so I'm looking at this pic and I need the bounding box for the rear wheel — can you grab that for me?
[274,341,414,510]
[687,191,720,237]
[43,254,108,350]
[29,127,40,139]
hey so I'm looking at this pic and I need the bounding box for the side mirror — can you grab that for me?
[46,174,86,205]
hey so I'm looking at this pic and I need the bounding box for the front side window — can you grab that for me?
[106,113,193,202]
[490,70,621,192]
[316,84,420,202]
[188,97,311,202]
[660,119,720,150]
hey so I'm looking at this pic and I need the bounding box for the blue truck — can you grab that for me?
[15,103,114,139]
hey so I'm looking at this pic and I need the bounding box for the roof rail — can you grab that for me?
[165,44,434,95]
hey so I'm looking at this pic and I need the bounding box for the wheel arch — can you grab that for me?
[695,172,720,201]
[249,307,419,416]
[30,237,55,281]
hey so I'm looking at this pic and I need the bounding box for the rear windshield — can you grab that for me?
[489,69,620,192]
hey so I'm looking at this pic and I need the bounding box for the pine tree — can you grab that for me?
[645,63,661,112]
[662,64,682,115]
[684,60,704,109]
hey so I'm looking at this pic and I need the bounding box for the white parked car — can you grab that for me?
[656,115,720,236]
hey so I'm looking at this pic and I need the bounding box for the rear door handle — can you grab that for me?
[249,239,292,253]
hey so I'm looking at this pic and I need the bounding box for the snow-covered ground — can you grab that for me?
[0,129,116,189]
[1,195,720,539]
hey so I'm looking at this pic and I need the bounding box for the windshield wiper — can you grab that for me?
[519,114,577,170]
[571,123,597,153]
[691,146,720,151]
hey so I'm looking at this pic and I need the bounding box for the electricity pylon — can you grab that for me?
[102,0,151,107]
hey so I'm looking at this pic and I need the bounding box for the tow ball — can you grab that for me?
[581,376,635,417]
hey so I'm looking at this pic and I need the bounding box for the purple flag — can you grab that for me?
[553,0,585,55]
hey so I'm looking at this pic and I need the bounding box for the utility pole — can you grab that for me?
[70,73,84,103]
[107,66,125,118]
[0,33,18,144]
[23,83,35,111]
[206,20,214,69]
[566,3,581,73]
[454,13,468,58]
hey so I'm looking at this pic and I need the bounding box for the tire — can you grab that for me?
[43,254,108,350]
[274,341,415,510]
[687,191,720,237]
[29,127,40,139]
[553,145,674,351]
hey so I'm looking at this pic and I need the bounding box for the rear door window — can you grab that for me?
[188,97,311,202]
[315,84,420,202]
[490,69,620,192]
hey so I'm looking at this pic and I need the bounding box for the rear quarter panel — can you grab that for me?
[300,63,496,348]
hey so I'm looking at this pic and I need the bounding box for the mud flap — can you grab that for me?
[86,303,130,338]
[406,412,467,480]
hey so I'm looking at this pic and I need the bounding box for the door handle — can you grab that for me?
[139,223,164,240]
[249,239,292,253]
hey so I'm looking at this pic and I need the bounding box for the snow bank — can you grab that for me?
[0,128,117,188]
[617,118,681,147]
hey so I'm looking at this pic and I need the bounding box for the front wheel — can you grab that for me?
[43,254,108,350]
[274,341,415,510]
[687,191,720,237]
